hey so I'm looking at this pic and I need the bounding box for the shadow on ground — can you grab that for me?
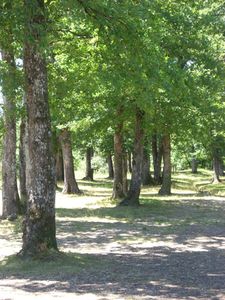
[1,196,225,299]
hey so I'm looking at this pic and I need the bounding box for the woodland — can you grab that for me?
[0,0,225,299]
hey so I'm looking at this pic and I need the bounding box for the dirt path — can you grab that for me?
[1,182,225,300]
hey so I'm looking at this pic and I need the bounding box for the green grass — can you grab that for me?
[1,169,225,278]
[173,169,225,196]
[0,251,96,278]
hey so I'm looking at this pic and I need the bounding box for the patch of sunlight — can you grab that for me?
[185,236,225,251]
[57,216,127,224]
[0,240,21,259]
[171,189,196,195]
[0,279,105,300]
[55,191,107,209]
[207,273,225,277]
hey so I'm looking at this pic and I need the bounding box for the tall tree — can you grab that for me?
[112,107,126,199]
[159,133,172,196]
[106,154,114,179]
[59,128,81,194]
[19,116,28,209]
[20,0,57,256]
[1,48,20,219]
[120,108,145,206]
[83,147,94,181]
[152,134,163,185]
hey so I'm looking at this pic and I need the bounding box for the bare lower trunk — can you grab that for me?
[219,160,224,177]
[20,0,57,256]
[142,148,152,186]
[191,158,198,174]
[159,134,171,195]
[120,108,144,206]
[55,146,64,182]
[19,118,28,211]
[152,134,163,185]
[107,154,114,179]
[212,149,221,184]
[122,152,128,195]
[60,128,81,194]
[112,119,125,199]
[83,147,94,181]
[1,49,20,219]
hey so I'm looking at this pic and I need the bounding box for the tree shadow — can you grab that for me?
[1,197,225,299]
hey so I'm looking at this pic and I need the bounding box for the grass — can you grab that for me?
[1,169,225,278]
[173,169,225,196]
[0,251,97,278]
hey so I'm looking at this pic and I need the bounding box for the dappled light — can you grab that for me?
[1,0,225,298]
[1,176,225,299]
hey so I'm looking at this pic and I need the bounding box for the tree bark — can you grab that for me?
[20,0,57,256]
[152,134,163,185]
[122,152,128,195]
[19,117,28,211]
[1,49,20,219]
[159,134,172,195]
[59,128,81,194]
[107,154,114,179]
[112,115,125,199]
[55,145,64,182]
[142,147,153,186]
[120,108,145,206]
[83,147,94,181]
[191,158,198,174]
[219,160,224,177]
[191,145,198,174]
[212,149,221,184]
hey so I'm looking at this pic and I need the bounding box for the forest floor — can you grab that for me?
[1,170,225,300]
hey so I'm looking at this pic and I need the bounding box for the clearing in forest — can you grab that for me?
[0,171,225,300]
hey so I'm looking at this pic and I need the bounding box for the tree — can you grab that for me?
[55,142,64,182]
[120,108,145,206]
[59,128,81,194]
[112,108,126,199]
[20,0,57,256]
[83,147,94,181]
[152,134,163,185]
[19,116,28,209]
[142,139,153,186]
[0,1,21,219]
[1,49,20,219]
[106,154,114,179]
[159,134,172,195]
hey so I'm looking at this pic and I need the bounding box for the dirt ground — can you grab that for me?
[1,180,225,300]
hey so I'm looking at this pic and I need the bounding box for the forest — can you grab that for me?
[0,0,225,299]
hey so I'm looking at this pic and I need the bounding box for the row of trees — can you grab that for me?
[0,0,225,256]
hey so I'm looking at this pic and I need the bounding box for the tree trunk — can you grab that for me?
[191,158,198,174]
[19,117,28,211]
[107,154,114,179]
[55,145,64,182]
[83,147,94,181]
[120,108,144,206]
[1,49,20,219]
[152,134,163,185]
[142,148,152,186]
[219,159,224,177]
[112,119,125,199]
[122,152,128,195]
[20,0,57,256]
[212,149,221,184]
[159,134,172,195]
[59,128,81,194]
